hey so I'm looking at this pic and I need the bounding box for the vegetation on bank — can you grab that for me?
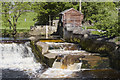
[1,12,37,30]
[1,2,120,38]
[67,36,116,57]
[1,29,30,37]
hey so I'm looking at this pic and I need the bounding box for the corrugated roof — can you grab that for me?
[60,8,82,14]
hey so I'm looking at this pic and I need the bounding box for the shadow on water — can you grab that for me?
[73,69,120,79]
[1,69,30,80]
[0,37,30,43]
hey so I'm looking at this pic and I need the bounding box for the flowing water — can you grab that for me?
[0,42,42,78]
[0,42,83,79]
[43,42,120,79]
[1,41,120,79]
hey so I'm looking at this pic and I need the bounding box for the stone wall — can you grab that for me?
[29,25,57,36]
[63,28,120,70]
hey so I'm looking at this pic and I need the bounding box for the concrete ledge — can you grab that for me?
[36,42,49,55]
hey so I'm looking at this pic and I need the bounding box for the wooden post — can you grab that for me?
[79,0,82,27]
[46,25,48,39]
[79,0,81,13]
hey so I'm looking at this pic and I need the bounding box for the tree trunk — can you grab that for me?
[12,23,17,37]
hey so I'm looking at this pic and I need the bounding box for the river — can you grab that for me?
[0,40,120,79]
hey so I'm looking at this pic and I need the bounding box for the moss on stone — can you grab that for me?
[30,41,55,67]
[67,37,116,56]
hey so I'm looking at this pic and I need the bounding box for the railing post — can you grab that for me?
[46,25,48,39]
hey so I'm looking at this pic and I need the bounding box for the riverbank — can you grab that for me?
[28,40,120,79]
[1,38,120,79]
[62,27,120,70]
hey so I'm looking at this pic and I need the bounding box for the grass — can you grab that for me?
[82,25,100,35]
[0,29,30,34]
[1,12,37,30]
[91,31,100,35]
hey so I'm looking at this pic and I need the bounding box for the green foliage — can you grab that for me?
[114,1,120,7]
[2,2,32,35]
[83,2,119,37]
[33,2,73,25]
[2,2,119,37]
[1,12,37,29]
[91,31,100,35]
[72,2,119,37]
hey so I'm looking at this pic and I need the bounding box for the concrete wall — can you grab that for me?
[29,25,57,36]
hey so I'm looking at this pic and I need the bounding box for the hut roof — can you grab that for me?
[60,8,83,14]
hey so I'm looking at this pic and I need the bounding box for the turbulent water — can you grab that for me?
[0,42,81,78]
[2,41,116,79]
[0,42,42,78]
[1,42,120,79]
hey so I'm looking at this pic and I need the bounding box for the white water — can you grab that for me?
[46,42,92,55]
[41,42,84,78]
[0,42,85,78]
[48,49,88,55]
[46,42,84,71]
[45,42,75,45]
[40,68,75,78]
[0,42,42,77]
[41,58,82,78]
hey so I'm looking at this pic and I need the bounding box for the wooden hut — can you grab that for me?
[59,8,84,27]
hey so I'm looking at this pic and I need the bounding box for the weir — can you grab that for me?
[0,42,42,78]
[0,41,84,78]
[52,57,83,71]
[43,42,86,71]
[1,39,120,78]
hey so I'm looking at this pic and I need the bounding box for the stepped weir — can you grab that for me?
[1,39,120,79]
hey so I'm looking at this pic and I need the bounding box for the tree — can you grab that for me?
[2,2,32,36]
[77,2,119,37]
[89,2,119,37]
[33,2,73,25]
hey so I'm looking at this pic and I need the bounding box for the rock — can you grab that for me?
[114,46,120,59]
[116,41,120,45]
[109,46,120,70]
[63,26,120,70]
[62,55,85,66]
[84,34,89,38]
[36,42,49,54]
[30,41,55,67]
[28,36,36,41]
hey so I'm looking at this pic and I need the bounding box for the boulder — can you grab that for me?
[28,36,36,41]
[28,36,41,41]
[36,42,49,54]
[62,54,85,66]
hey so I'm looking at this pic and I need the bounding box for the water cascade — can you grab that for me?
[0,42,42,78]
[45,42,84,71]
[52,55,83,71]
[39,42,85,78]
[1,41,116,78]
[1,42,80,78]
